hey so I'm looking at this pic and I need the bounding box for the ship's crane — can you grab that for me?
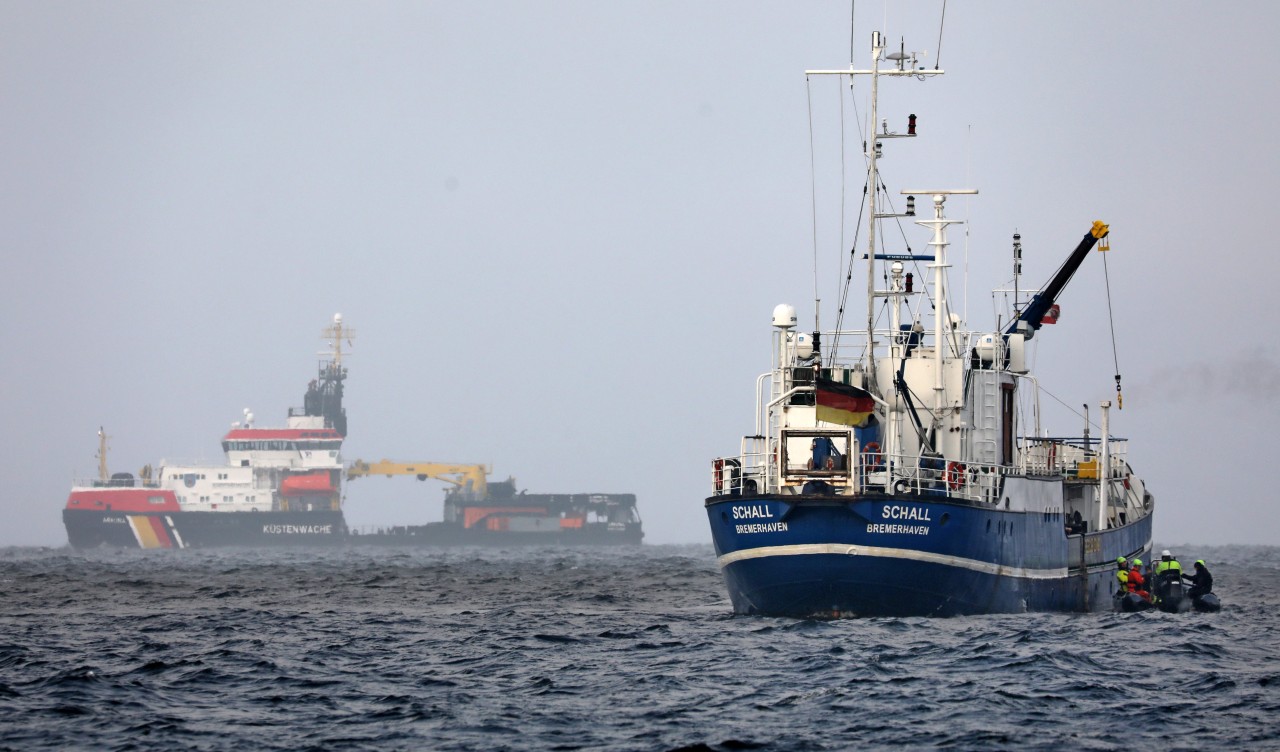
[1008,221,1111,339]
[346,460,490,498]
[1005,220,1125,407]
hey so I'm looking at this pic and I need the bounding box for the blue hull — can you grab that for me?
[705,493,1152,617]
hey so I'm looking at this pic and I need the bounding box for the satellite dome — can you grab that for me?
[772,304,797,329]
[794,331,814,359]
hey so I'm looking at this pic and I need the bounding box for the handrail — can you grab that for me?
[709,441,1140,507]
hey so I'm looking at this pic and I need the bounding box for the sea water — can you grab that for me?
[2,544,1277,751]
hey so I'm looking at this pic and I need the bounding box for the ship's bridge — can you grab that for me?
[221,427,343,470]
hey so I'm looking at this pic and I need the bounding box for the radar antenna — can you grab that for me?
[321,313,355,367]
[312,313,354,436]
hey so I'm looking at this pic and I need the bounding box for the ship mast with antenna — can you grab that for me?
[96,427,109,483]
[806,32,941,386]
[305,313,355,436]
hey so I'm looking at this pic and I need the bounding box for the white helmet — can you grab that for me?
[1161,549,1171,558]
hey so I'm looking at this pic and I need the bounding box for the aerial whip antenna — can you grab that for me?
[935,0,947,69]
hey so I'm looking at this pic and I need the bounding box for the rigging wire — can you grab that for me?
[1039,382,1101,432]
[833,181,868,355]
[834,149,923,359]
[1102,251,1124,408]
[839,67,847,308]
[874,176,935,323]
[832,72,869,357]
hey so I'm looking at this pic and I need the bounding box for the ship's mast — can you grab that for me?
[806,32,941,386]
[96,427,109,483]
[314,313,355,436]
[322,313,354,368]
[901,190,976,423]
[865,33,883,380]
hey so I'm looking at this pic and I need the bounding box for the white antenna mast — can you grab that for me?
[321,313,355,366]
[899,189,977,421]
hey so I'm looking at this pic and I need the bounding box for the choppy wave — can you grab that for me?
[1,544,1277,751]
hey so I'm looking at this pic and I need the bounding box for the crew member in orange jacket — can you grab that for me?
[1127,558,1151,601]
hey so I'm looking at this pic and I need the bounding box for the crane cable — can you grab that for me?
[1101,245,1124,409]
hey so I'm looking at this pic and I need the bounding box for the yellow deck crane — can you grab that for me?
[346,460,490,498]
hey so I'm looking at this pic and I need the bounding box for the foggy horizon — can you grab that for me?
[4,1,1278,548]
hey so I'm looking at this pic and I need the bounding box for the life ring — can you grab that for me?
[862,442,882,469]
[946,461,966,491]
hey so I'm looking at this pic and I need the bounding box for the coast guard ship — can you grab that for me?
[62,315,353,548]
[704,31,1154,617]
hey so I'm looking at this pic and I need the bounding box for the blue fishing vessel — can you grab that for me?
[705,30,1154,617]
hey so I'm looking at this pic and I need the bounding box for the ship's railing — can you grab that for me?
[1022,437,1128,477]
[156,458,221,469]
[711,455,768,497]
[861,451,1004,504]
[710,446,1006,504]
[348,525,422,537]
[71,477,165,489]
[818,328,993,370]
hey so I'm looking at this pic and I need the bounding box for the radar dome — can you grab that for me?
[772,304,797,329]
[794,332,814,359]
[975,334,997,365]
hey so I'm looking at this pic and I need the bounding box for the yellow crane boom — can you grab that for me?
[346,460,490,497]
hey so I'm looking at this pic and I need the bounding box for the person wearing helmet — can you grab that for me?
[1183,559,1214,599]
[1115,557,1130,592]
[1154,550,1183,601]
[1127,558,1150,601]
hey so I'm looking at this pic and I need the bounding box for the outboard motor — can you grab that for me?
[1155,576,1192,614]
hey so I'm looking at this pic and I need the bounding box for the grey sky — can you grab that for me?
[3,2,1277,547]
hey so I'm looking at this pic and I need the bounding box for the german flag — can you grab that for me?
[816,377,875,427]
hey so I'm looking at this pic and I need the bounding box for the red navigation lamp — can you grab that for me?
[908,114,917,135]
[905,272,914,293]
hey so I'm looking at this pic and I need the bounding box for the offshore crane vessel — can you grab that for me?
[346,461,644,545]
